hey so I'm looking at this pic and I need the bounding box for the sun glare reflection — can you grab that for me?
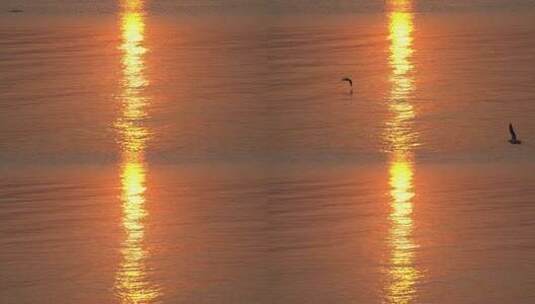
[114,1,160,303]
[385,1,420,303]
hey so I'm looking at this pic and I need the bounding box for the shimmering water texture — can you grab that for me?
[385,2,420,303]
[114,1,160,303]
[2,0,535,303]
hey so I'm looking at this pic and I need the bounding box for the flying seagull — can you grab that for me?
[341,77,353,95]
[509,123,522,144]
[341,77,353,88]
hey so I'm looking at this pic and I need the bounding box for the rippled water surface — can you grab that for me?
[2,1,535,303]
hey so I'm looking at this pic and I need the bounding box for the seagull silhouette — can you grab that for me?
[341,77,352,88]
[508,123,522,144]
[341,77,353,95]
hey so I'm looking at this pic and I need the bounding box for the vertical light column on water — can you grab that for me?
[385,1,420,304]
[114,0,160,303]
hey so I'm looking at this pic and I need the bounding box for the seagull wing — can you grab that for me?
[509,124,517,140]
[341,77,353,87]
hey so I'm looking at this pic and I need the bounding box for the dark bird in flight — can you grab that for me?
[509,123,522,144]
[8,9,24,13]
[341,77,353,88]
[341,77,353,95]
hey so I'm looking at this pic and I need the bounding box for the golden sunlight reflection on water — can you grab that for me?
[114,0,160,303]
[385,1,421,303]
